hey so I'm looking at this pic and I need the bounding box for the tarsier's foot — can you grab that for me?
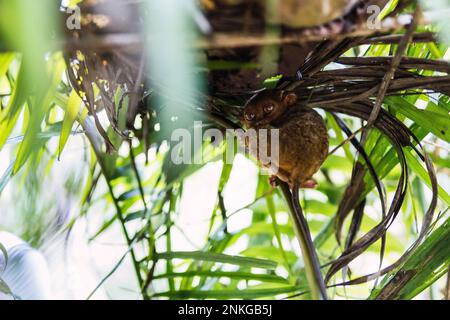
[269,175,279,187]
[300,179,318,189]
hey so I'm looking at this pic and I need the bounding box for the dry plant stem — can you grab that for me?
[280,182,328,300]
[327,142,437,290]
[359,32,437,45]
[61,30,437,53]
[360,7,420,145]
[60,14,430,52]
[320,12,423,283]
[336,56,450,72]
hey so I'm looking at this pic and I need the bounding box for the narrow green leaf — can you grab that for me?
[313,217,335,249]
[0,53,14,78]
[372,216,450,300]
[13,54,65,173]
[89,215,118,241]
[240,246,298,266]
[386,96,450,142]
[124,210,147,222]
[6,122,64,146]
[154,251,278,270]
[58,90,82,156]
[218,161,233,191]
[0,242,8,271]
[0,62,29,150]
[153,271,288,284]
[405,151,450,206]
[0,277,12,296]
[327,114,353,161]
[0,161,14,195]
[153,286,305,299]
[266,194,292,276]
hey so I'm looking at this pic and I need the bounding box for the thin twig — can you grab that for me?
[358,32,437,45]
[328,126,365,156]
[360,7,421,145]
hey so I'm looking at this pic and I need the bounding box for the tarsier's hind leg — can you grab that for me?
[291,166,318,189]
[275,168,291,183]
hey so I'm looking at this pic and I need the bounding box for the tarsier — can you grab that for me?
[242,88,330,299]
[242,89,329,190]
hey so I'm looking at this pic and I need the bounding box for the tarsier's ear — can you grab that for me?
[280,90,298,106]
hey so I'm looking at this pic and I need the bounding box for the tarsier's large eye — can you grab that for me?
[244,112,256,122]
[263,103,275,114]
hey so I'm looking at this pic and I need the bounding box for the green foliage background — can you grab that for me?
[0,0,449,299]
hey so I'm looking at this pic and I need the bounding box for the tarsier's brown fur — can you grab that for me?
[243,89,329,188]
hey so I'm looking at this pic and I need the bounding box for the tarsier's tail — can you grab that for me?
[287,184,328,300]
